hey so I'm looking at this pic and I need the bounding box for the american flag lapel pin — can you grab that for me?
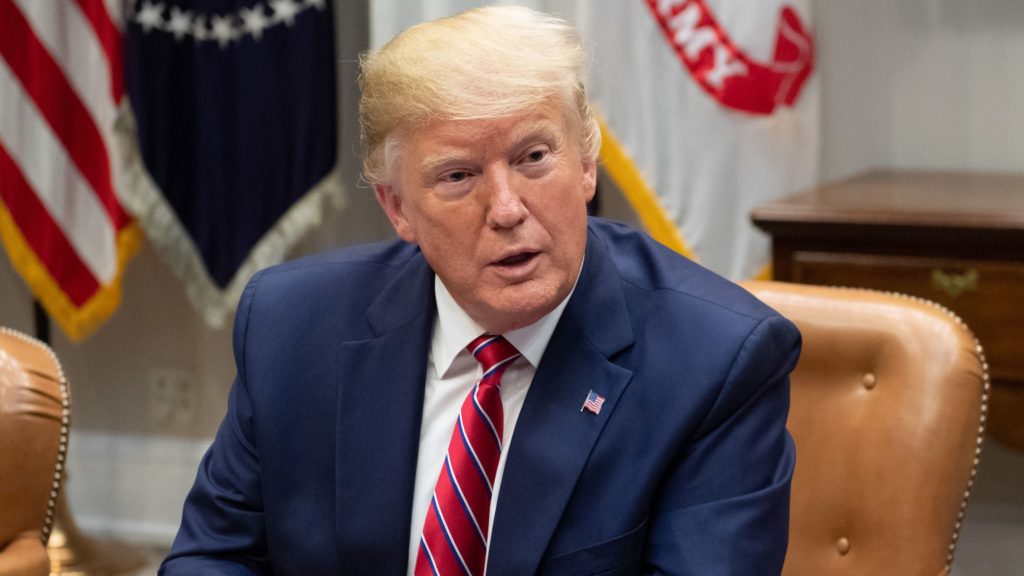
[580,390,606,415]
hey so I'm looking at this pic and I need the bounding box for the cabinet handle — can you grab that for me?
[930,268,979,298]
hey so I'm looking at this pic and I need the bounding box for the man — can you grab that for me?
[161,6,800,575]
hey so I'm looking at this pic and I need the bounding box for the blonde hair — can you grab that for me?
[359,5,601,185]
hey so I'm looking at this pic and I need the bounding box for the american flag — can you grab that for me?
[0,0,140,341]
[581,390,606,415]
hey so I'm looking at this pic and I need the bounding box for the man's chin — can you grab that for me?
[472,286,567,333]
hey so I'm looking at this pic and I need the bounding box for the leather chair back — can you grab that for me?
[0,327,70,576]
[741,282,987,576]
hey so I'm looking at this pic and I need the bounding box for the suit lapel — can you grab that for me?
[487,231,636,575]
[334,253,435,574]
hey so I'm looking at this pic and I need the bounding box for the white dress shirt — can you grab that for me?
[406,274,577,574]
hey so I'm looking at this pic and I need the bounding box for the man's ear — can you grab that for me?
[374,184,417,243]
[582,158,598,204]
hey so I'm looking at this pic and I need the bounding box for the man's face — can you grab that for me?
[374,99,597,334]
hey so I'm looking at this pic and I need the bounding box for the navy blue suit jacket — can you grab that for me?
[161,218,800,575]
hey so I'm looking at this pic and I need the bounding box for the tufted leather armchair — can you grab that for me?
[0,328,70,576]
[742,282,988,576]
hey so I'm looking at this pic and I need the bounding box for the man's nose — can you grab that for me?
[485,166,528,229]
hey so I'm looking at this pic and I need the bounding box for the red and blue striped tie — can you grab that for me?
[415,335,521,576]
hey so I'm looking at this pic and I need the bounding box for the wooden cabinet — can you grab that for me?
[752,170,1024,448]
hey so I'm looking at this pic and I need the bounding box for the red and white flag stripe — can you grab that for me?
[0,0,140,340]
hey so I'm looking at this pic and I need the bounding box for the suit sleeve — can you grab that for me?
[160,275,273,576]
[645,314,801,575]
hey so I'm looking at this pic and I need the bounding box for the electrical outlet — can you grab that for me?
[148,368,196,431]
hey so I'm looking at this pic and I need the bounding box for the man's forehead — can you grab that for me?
[425,112,560,144]
[411,110,567,161]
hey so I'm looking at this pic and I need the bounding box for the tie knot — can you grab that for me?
[467,334,520,375]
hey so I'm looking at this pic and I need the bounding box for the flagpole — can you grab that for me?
[32,300,149,575]
[33,299,50,345]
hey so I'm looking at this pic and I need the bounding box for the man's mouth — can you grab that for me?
[495,252,538,266]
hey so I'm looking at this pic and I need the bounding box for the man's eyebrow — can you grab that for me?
[508,122,561,149]
[418,152,467,176]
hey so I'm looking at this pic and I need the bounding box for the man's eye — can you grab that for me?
[442,171,469,183]
[525,149,547,162]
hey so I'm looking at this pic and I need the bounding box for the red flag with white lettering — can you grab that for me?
[590,0,819,278]
[0,0,141,340]
[646,0,813,115]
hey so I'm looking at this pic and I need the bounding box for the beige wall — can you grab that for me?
[816,0,1024,180]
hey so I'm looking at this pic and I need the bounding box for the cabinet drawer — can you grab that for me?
[789,251,1024,381]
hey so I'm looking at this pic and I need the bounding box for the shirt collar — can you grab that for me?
[431,258,583,378]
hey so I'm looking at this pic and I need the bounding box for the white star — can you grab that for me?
[211,15,237,48]
[136,1,165,33]
[240,6,271,41]
[166,6,192,41]
[305,0,327,11]
[270,0,301,27]
[192,14,209,42]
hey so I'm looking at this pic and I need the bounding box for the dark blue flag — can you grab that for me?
[120,0,342,326]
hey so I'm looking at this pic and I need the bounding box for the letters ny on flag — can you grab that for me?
[0,0,142,341]
[119,0,343,327]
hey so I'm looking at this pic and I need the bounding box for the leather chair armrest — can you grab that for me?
[0,531,49,576]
